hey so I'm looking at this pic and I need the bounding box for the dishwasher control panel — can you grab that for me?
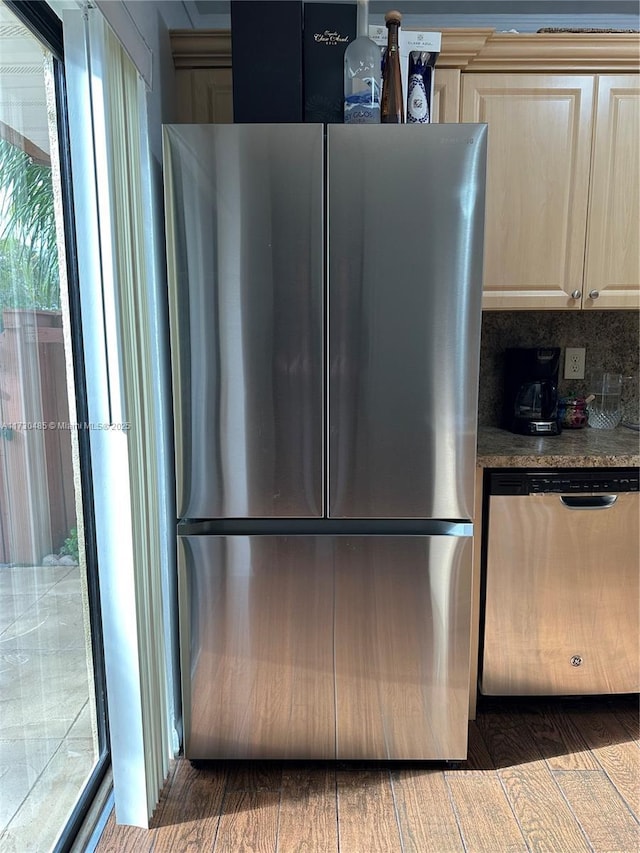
[489,468,640,496]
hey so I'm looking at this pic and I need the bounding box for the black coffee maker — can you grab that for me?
[503,347,561,435]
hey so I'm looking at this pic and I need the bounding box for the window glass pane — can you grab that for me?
[0,4,101,850]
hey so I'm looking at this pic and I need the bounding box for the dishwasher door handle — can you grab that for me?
[559,494,618,510]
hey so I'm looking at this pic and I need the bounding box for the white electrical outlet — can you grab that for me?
[564,347,586,380]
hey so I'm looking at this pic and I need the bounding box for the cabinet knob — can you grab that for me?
[589,290,600,299]
[571,290,582,299]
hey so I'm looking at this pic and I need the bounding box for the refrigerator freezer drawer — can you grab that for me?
[482,491,640,695]
[179,534,472,760]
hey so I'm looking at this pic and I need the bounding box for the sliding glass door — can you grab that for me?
[0,1,108,850]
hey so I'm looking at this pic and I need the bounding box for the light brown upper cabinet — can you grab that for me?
[461,73,639,310]
[462,74,593,309]
[584,76,640,309]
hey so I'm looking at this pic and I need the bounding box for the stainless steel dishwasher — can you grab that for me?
[481,468,639,696]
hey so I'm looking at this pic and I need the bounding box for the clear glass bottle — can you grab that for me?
[380,10,403,123]
[343,0,381,124]
[407,51,430,123]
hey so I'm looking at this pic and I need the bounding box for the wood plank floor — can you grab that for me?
[96,694,639,853]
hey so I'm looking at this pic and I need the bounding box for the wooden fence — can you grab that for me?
[0,309,76,564]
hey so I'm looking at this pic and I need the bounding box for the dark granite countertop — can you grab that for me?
[477,425,640,469]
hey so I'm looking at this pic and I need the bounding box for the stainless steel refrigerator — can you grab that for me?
[163,123,487,761]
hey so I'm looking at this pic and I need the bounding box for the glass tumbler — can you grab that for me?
[587,371,623,429]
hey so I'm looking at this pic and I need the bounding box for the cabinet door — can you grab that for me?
[461,74,595,310]
[583,76,640,309]
[175,68,234,123]
[433,68,460,123]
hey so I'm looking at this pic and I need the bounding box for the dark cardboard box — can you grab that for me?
[231,1,303,122]
[303,3,356,123]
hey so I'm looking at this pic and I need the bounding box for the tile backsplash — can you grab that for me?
[478,311,640,426]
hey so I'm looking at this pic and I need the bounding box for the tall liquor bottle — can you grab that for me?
[380,10,403,123]
[407,51,430,123]
[343,0,381,123]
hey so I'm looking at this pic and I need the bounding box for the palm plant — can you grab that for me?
[0,137,60,315]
